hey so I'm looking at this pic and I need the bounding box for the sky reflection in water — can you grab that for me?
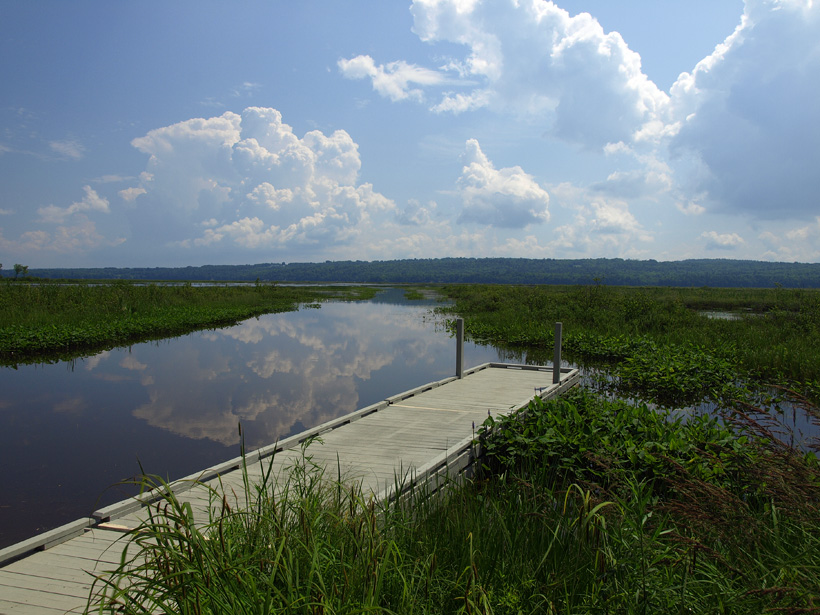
[0,289,506,548]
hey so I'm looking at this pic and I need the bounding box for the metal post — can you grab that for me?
[456,318,464,379]
[552,322,562,384]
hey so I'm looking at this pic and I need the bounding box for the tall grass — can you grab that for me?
[88,390,820,614]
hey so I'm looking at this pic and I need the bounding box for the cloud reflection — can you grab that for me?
[129,299,464,448]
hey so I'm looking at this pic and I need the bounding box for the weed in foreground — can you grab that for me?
[86,390,820,614]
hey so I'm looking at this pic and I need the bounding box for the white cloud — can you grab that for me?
[338,55,451,102]
[456,139,550,227]
[127,107,396,253]
[396,199,436,226]
[756,217,820,261]
[14,218,124,253]
[546,182,652,256]
[247,183,294,210]
[592,150,674,200]
[38,185,110,223]
[337,0,820,240]
[119,186,146,202]
[343,0,669,151]
[670,0,820,219]
[676,200,706,216]
[49,139,85,160]
[701,230,745,249]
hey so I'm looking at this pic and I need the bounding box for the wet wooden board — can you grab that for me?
[0,363,579,614]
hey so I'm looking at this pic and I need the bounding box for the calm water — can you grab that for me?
[0,289,506,549]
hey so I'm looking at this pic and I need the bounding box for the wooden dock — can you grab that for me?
[0,362,579,614]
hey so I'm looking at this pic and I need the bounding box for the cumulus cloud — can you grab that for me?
[670,0,820,219]
[701,230,745,250]
[757,218,820,261]
[336,0,820,236]
[676,199,706,216]
[342,0,669,150]
[126,107,396,253]
[593,149,674,200]
[547,182,652,256]
[37,185,110,223]
[456,139,550,227]
[395,199,436,226]
[119,186,146,202]
[12,218,124,253]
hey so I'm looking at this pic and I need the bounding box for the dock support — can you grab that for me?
[456,318,464,379]
[553,322,562,384]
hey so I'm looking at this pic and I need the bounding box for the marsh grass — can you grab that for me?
[0,281,375,365]
[87,390,820,614]
[438,284,820,402]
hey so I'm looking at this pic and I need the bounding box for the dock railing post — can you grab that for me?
[552,322,562,384]
[456,318,464,379]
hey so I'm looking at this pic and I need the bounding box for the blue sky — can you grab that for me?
[1,0,818,268]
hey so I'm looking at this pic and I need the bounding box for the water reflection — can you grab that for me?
[127,298,463,448]
[0,289,503,548]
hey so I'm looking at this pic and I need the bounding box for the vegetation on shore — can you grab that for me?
[90,389,820,614]
[438,284,820,403]
[0,281,375,366]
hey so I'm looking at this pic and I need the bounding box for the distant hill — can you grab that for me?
[20,258,820,288]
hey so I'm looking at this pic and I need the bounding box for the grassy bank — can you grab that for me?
[89,390,820,614]
[0,281,375,365]
[438,284,820,404]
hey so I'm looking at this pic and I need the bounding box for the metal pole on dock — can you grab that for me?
[456,318,464,379]
[553,322,562,384]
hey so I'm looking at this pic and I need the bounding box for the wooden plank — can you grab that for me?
[0,584,88,611]
[0,570,93,598]
[1,558,104,583]
[0,599,69,615]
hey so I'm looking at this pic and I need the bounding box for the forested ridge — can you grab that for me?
[20,257,820,287]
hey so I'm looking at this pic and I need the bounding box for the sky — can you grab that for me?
[1,0,819,268]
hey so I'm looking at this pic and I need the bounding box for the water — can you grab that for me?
[0,289,507,549]
[697,309,760,320]
[580,366,820,451]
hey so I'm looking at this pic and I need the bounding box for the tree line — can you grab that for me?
[13,258,820,287]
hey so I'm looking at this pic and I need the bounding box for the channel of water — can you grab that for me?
[0,289,509,549]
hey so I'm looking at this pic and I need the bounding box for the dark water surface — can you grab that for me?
[0,289,506,549]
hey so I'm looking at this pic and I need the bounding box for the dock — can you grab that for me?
[0,360,579,614]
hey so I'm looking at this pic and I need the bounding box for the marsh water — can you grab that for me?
[0,289,509,549]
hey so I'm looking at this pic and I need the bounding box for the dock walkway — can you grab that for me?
[0,362,579,614]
